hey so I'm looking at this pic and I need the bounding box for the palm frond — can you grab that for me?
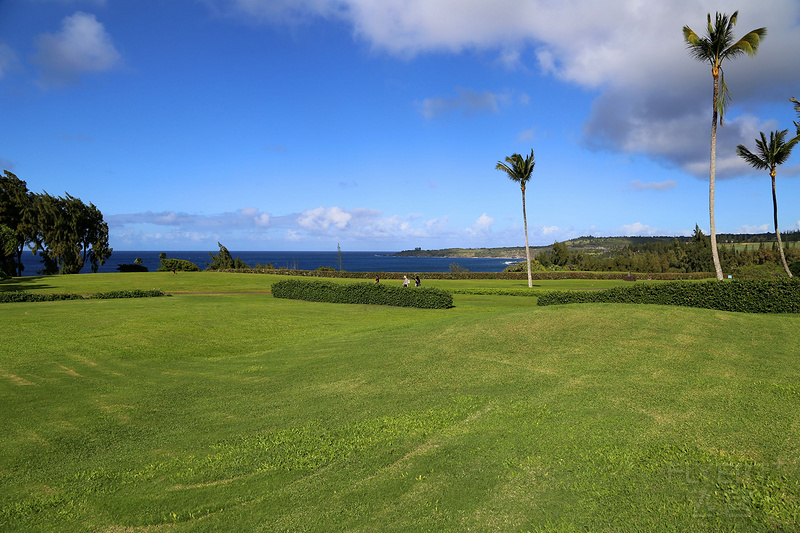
[771,130,799,166]
[726,27,767,59]
[716,71,732,125]
[495,150,535,186]
[736,145,768,170]
[682,26,699,45]
[738,129,799,171]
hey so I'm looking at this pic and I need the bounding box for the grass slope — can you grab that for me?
[1,273,798,531]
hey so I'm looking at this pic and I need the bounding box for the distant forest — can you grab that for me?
[396,229,800,274]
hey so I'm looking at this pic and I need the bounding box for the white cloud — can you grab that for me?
[541,225,559,235]
[616,222,660,236]
[466,213,494,235]
[0,43,18,79]
[516,127,537,143]
[629,180,678,191]
[418,88,511,119]
[736,224,769,233]
[33,11,121,86]
[497,48,523,71]
[108,207,273,229]
[297,206,352,231]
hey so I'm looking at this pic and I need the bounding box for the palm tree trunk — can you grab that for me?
[521,187,533,288]
[709,73,724,281]
[772,172,793,277]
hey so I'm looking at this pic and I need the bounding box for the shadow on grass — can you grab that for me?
[0,276,55,292]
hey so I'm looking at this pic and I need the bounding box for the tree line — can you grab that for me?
[528,226,800,275]
[0,171,111,277]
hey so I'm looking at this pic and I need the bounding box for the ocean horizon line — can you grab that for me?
[17,250,516,276]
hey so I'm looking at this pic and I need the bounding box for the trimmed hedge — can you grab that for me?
[536,279,800,314]
[117,263,149,272]
[91,289,166,299]
[157,258,201,272]
[0,291,85,303]
[448,288,544,297]
[0,289,165,303]
[271,279,453,309]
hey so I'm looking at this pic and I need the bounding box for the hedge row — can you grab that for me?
[536,279,800,314]
[271,279,453,309]
[90,289,166,299]
[220,268,715,281]
[448,288,544,297]
[0,289,165,303]
[117,264,149,272]
[157,258,201,272]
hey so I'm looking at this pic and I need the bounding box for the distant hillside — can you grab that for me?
[395,231,800,257]
[393,247,532,258]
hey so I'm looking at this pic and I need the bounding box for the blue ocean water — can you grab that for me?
[17,250,519,276]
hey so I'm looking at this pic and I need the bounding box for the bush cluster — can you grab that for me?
[157,258,201,272]
[732,263,787,279]
[448,288,544,297]
[90,289,166,299]
[117,264,149,273]
[536,279,800,314]
[0,289,165,303]
[0,291,85,303]
[271,279,453,309]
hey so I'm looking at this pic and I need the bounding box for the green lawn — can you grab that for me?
[0,271,665,295]
[1,273,798,531]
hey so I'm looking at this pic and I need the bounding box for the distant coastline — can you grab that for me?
[393,247,528,259]
[394,232,800,258]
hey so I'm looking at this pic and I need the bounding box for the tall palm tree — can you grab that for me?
[496,149,535,288]
[683,11,766,280]
[791,96,800,135]
[736,130,798,277]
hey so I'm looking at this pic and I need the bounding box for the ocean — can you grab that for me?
[16,250,519,276]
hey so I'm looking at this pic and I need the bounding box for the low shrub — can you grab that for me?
[90,289,165,299]
[790,261,800,277]
[0,291,85,303]
[536,279,800,314]
[733,263,786,279]
[157,258,201,272]
[448,288,544,297]
[0,289,165,303]
[271,279,453,309]
[117,263,149,273]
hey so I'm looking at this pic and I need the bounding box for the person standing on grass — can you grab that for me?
[403,275,409,287]
[415,276,421,287]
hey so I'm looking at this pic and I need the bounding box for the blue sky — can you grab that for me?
[1,0,799,251]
